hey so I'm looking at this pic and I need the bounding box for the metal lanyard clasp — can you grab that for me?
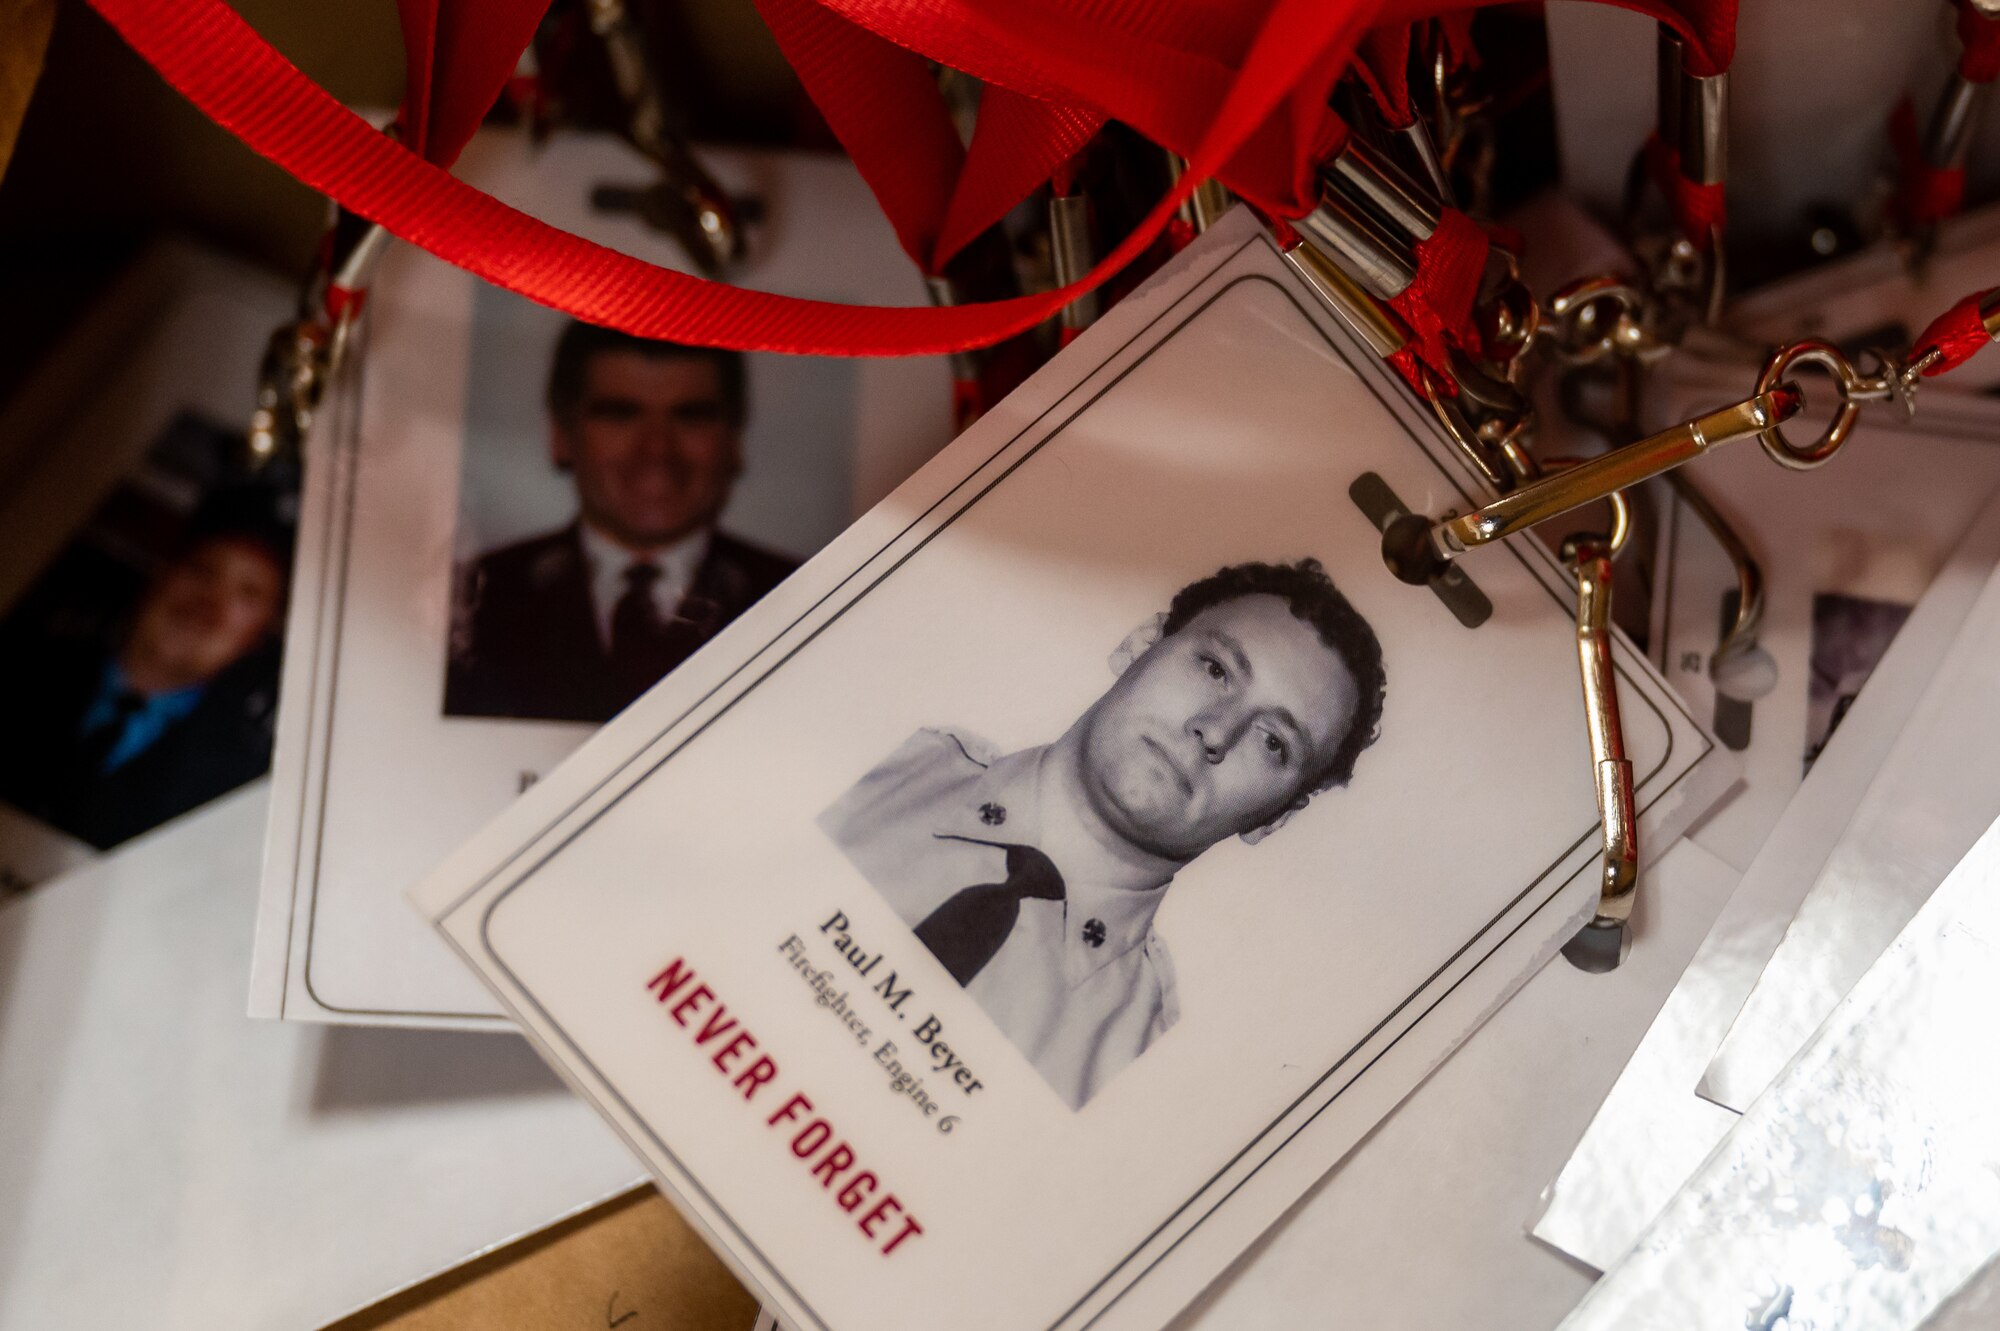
[584,0,741,275]
[1377,388,1797,585]
[247,208,389,469]
[1563,526,1638,973]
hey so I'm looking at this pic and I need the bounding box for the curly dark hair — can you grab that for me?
[545,320,747,427]
[1160,558,1386,792]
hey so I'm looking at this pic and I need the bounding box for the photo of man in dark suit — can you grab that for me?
[444,321,799,724]
[0,497,290,850]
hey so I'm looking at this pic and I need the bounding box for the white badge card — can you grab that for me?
[253,131,949,1027]
[416,211,1732,1331]
[1643,369,2000,871]
[0,241,295,895]
[1181,838,1740,1331]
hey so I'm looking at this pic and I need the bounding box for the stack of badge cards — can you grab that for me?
[409,209,1740,1330]
[1639,370,2000,873]
[1535,478,2000,1272]
[1560,813,2000,1330]
[252,130,949,1027]
[1530,219,2000,1323]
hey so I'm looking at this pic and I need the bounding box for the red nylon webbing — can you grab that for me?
[1642,133,1725,248]
[397,0,548,165]
[1354,25,1416,129]
[85,0,1377,355]
[753,0,1099,277]
[754,0,968,271]
[1387,206,1487,389]
[801,0,1355,218]
[1960,0,2000,83]
[1913,288,1995,376]
[938,89,1102,269]
[89,0,1737,362]
[1890,97,1967,228]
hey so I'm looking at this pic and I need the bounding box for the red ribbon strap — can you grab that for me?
[1889,97,1967,228]
[1353,25,1417,130]
[85,0,1737,361]
[84,0,1382,355]
[755,0,1102,276]
[396,0,548,165]
[1913,288,1996,376]
[1387,207,1489,390]
[1960,0,2000,83]
[1640,133,1725,249]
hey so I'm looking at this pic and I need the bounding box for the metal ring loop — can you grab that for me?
[1755,339,1861,471]
[1547,276,1646,365]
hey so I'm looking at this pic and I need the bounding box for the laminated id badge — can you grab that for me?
[252,131,948,1026]
[413,210,1734,1331]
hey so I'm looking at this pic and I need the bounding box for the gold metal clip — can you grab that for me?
[585,0,742,275]
[1379,388,1798,584]
[1562,527,1638,973]
[246,214,388,469]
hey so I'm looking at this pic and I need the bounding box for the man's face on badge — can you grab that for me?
[1077,593,1360,861]
[128,535,285,683]
[554,350,742,551]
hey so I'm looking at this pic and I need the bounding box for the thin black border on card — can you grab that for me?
[442,231,1713,1330]
[283,298,545,1021]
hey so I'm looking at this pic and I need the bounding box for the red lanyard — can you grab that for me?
[87,0,1381,353]
[83,0,1741,357]
[394,0,549,165]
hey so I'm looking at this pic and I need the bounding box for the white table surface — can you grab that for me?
[0,785,645,1331]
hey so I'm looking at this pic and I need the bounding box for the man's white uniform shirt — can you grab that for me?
[818,727,1179,1109]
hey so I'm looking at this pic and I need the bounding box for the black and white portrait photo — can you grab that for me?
[820,558,1387,1109]
[444,320,804,723]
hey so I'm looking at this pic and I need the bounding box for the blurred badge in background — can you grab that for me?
[252,131,950,1026]
[0,417,291,849]
[0,242,294,897]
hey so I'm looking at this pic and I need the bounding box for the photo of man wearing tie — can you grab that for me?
[819,559,1387,1108]
[0,493,290,850]
[444,321,799,723]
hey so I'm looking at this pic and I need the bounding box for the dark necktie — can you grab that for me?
[609,562,677,693]
[915,844,1066,986]
[54,689,146,803]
